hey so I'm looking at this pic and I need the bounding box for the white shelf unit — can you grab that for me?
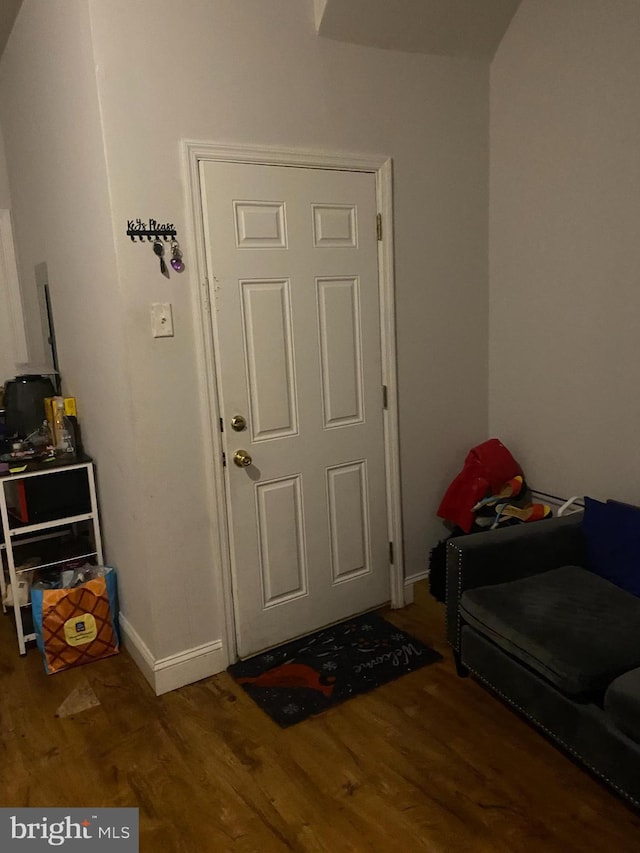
[0,459,103,654]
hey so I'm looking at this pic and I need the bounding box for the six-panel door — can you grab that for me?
[201,161,389,658]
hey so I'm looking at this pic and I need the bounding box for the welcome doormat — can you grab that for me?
[227,612,442,727]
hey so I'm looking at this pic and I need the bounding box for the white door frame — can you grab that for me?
[182,141,404,663]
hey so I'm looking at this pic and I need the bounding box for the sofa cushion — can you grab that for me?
[582,496,640,596]
[460,565,640,696]
[605,668,640,744]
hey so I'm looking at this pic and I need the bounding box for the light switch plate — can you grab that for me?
[151,302,174,338]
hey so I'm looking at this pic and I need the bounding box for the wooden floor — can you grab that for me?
[2,583,639,852]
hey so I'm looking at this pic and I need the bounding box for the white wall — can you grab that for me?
[0,123,21,384]
[315,0,522,60]
[0,124,11,209]
[89,0,488,606]
[0,209,26,384]
[490,0,640,503]
[1,0,488,682]
[0,0,152,651]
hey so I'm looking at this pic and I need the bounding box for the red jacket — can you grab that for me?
[437,439,521,533]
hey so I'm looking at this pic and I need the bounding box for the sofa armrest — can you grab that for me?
[445,513,586,652]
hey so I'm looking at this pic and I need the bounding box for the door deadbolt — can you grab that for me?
[230,414,247,432]
[233,449,252,467]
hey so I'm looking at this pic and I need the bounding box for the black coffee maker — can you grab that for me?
[3,374,56,440]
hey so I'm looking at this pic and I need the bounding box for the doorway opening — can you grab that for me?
[184,142,403,663]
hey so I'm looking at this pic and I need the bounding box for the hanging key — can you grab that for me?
[153,239,169,277]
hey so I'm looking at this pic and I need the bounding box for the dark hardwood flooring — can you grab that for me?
[1,582,639,851]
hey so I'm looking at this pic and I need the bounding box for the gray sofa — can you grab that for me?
[446,513,640,808]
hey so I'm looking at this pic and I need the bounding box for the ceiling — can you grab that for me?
[314,0,522,60]
[0,1,521,67]
[0,0,21,59]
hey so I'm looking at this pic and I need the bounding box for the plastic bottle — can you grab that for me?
[53,397,75,455]
[61,415,76,456]
[52,397,65,449]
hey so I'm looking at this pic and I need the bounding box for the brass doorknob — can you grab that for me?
[233,449,252,467]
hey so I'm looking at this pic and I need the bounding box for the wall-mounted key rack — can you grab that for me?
[126,218,185,277]
[126,218,176,242]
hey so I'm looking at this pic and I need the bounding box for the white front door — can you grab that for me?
[201,161,390,658]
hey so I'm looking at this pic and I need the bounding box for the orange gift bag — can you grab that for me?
[31,567,120,674]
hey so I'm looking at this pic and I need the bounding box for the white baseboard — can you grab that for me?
[405,570,429,586]
[402,570,430,606]
[119,614,227,696]
[118,614,156,689]
[153,639,227,695]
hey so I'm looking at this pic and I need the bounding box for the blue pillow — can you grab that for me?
[582,497,640,596]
